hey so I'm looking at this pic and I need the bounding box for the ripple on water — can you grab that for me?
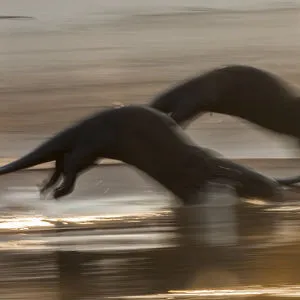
[0,186,177,252]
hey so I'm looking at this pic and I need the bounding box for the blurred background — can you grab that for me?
[2,1,300,299]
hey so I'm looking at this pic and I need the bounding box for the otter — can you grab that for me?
[150,64,300,186]
[0,105,282,203]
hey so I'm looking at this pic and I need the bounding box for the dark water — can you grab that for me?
[1,167,300,299]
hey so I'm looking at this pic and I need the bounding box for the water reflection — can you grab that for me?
[1,184,300,299]
[0,211,173,232]
[112,286,300,299]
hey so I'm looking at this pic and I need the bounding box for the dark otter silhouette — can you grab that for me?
[150,64,300,186]
[0,105,282,202]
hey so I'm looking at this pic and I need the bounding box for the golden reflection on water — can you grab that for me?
[170,286,300,297]
[0,217,54,230]
[0,210,173,231]
[110,285,300,299]
[0,209,176,251]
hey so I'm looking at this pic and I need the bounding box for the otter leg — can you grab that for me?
[40,158,64,194]
[53,148,98,199]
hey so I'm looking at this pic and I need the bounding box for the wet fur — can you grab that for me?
[150,64,300,186]
[0,105,282,202]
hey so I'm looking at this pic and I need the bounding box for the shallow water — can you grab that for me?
[1,0,300,160]
[0,167,300,299]
[1,1,300,299]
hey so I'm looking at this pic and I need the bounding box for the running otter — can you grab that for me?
[150,64,300,186]
[0,105,282,203]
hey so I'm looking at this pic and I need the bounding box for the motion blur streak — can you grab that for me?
[111,285,300,299]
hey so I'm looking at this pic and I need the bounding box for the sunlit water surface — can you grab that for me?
[1,183,300,299]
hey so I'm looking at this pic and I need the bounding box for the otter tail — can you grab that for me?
[0,132,69,175]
